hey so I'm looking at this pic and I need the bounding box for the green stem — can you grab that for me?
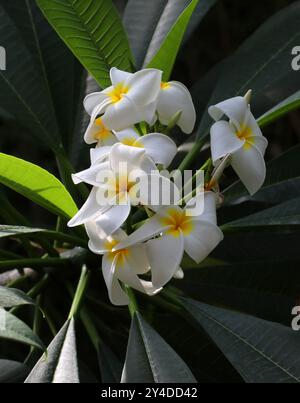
[126,286,138,317]
[80,306,101,352]
[68,265,90,319]
[176,139,207,174]
[0,257,70,273]
[39,230,88,249]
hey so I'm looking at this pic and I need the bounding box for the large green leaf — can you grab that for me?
[0,308,44,350]
[258,90,300,128]
[0,360,29,383]
[224,144,300,205]
[36,0,133,88]
[0,3,60,150]
[196,2,300,140]
[0,153,78,219]
[0,286,35,308]
[25,318,79,383]
[147,0,199,81]
[121,313,196,383]
[223,197,300,232]
[183,299,300,383]
[124,0,217,69]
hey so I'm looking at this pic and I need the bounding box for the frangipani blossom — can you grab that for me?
[209,94,268,195]
[86,225,161,306]
[90,128,177,168]
[157,81,196,134]
[68,143,179,238]
[114,192,223,288]
[84,68,162,131]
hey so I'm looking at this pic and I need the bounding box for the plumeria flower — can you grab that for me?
[157,81,196,134]
[90,127,177,168]
[86,225,161,306]
[68,143,179,238]
[208,92,268,195]
[84,68,162,131]
[113,192,224,288]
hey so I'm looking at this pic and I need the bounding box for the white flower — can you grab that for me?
[208,94,268,195]
[84,68,162,131]
[68,143,179,238]
[90,127,177,168]
[113,192,223,288]
[157,81,196,134]
[86,225,161,306]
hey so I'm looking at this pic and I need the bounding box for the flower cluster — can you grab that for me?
[68,68,268,306]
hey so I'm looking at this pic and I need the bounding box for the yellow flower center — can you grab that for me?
[161,81,171,90]
[108,82,129,104]
[105,239,129,265]
[121,137,144,148]
[160,208,194,237]
[236,126,255,150]
[94,117,112,141]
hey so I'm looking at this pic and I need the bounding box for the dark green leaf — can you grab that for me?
[121,313,196,383]
[0,360,29,383]
[98,342,122,383]
[196,2,300,140]
[0,286,35,308]
[36,0,133,88]
[183,299,300,383]
[224,144,300,205]
[0,153,78,219]
[0,3,60,149]
[0,309,44,350]
[147,0,199,81]
[124,0,217,69]
[25,318,79,383]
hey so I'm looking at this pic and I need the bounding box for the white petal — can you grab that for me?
[109,143,147,174]
[92,195,131,238]
[147,232,184,288]
[102,96,146,130]
[90,146,111,165]
[102,255,129,306]
[127,69,162,105]
[85,221,110,254]
[67,188,101,227]
[173,267,184,279]
[72,161,110,186]
[113,214,171,251]
[157,81,196,134]
[231,145,267,196]
[210,120,244,164]
[115,128,140,143]
[138,133,177,167]
[139,101,157,125]
[84,92,109,116]
[110,67,133,86]
[184,220,224,264]
[125,244,151,275]
[185,191,218,224]
[208,96,249,131]
[251,135,268,156]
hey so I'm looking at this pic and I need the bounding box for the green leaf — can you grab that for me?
[0,3,60,150]
[0,308,44,350]
[98,342,122,383]
[25,318,79,383]
[36,0,133,88]
[0,360,29,383]
[0,286,35,308]
[147,0,199,81]
[0,153,78,219]
[258,90,300,128]
[121,313,197,383]
[124,0,216,69]
[196,2,300,140]
[224,197,300,232]
[183,299,300,383]
[224,144,300,205]
[0,225,44,239]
